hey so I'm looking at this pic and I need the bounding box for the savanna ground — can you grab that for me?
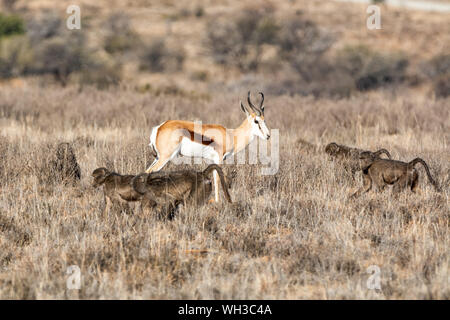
[0,86,448,299]
[0,0,449,300]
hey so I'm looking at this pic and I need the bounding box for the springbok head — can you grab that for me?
[240,91,271,140]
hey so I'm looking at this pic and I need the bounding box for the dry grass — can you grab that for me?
[0,85,448,299]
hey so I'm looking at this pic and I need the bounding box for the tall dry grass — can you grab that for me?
[0,85,448,299]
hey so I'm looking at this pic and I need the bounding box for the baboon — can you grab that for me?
[50,142,81,185]
[325,142,391,174]
[132,164,232,219]
[91,168,150,215]
[352,151,441,197]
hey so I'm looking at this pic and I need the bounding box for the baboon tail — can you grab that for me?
[409,158,441,192]
[203,164,232,203]
[373,148,391,159]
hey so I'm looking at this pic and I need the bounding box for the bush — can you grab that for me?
[205,7,279,71]
[0,35,33,78]
[0,13,25,38]
[79,54,123,89]
[420,54,450,97]
[423,54,450,78]
[433,74,450,98]
[31,33,86,85]
[335,45,408,91]
[205,9,333,75]
[103,12,140,55]
[276,16,333,60]
[277,15,335,83]
[195,6,205,18]
[26,11,63,45]
[139,38,185,72]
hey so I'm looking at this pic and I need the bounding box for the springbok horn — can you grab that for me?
[240,101,249,114]
[259,92,264,115]
[247,91,261,116]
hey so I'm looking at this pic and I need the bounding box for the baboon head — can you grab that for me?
[132,173,149,195]
[92,167,110,188]
[325,142,340,156]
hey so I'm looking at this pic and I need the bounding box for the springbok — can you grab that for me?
[146,91,271,202]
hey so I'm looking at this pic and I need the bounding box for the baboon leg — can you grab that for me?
[141,198,157,214]
[372,173,386,192]
[212,170,219,202]
[155,200,178,220]
[122,203,133,215]
[103,197,112,216]
[410,171,419,193]
[167,200,182,220]
[392,175,408,194]
[352,174,372,197]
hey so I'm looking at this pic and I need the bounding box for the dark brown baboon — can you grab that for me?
[91,168,151,215]
[50,142,81,185]
[352,151,441,197]
[132,164,232,219]
[325,142,391,174]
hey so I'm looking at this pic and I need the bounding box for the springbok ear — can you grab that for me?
[240,101,249,115]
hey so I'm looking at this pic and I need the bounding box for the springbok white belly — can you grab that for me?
[179,137,218,161]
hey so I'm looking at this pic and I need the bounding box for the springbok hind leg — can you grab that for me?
[145,157,160,173]
[145,147,180,173]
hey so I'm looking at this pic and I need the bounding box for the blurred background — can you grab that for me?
[0,0,449,99]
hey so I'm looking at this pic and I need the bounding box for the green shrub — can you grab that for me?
[0,35,32,78]
[0,13,25,38]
